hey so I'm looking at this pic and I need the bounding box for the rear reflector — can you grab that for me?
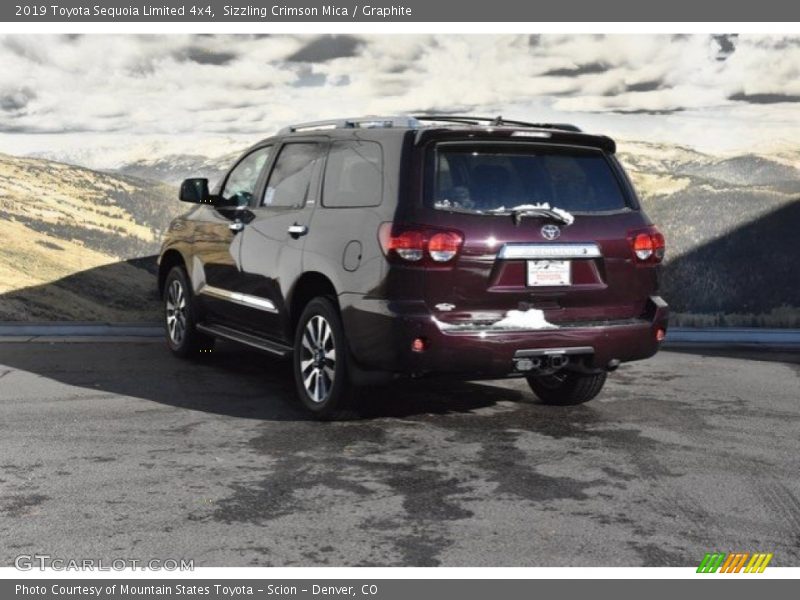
[411,337,427,352]
[656,328,666,342]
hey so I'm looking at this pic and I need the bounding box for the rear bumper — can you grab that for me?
[341,295,669,379]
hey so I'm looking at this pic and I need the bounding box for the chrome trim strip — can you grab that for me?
[498,243,602,260]
[515,347,595,357]
[432,315,647,335]
[199,285,278,313]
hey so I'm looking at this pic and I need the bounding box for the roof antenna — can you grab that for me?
[492,115,503,126]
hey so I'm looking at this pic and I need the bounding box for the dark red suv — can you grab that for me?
[158,115,669,418]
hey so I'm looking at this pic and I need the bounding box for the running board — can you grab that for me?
[196,323,293,357]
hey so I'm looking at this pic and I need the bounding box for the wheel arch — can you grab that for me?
[158,248,188,297]
[286,272,339,339]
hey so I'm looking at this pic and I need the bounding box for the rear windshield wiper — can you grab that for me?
[489,205,574,226]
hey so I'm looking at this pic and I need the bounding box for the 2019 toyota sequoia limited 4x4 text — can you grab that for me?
[158,115,669,418]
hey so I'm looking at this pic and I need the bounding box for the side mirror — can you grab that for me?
[179,178,213,204]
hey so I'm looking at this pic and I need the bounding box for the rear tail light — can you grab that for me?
[428,231,462,262]
[378,223,464,266]
[385,229,425,262]
[629,226,666,264]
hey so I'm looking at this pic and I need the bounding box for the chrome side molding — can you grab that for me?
[498,243,602,260]
[199,285,278,313]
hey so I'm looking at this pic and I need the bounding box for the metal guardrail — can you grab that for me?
[664,327,800,348]
[0,322,162,338]
[0,323,798,348]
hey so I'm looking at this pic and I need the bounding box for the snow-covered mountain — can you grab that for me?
[115,152,239,187]
[26,135,249,177]
[618,140,800,191]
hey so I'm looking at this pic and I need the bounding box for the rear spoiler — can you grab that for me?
[413,127,616,153]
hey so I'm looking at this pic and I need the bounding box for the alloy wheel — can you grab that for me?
[300,315,336,403]
[165,279,187,346]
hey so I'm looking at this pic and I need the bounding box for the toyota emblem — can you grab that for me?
[541,224,561,241]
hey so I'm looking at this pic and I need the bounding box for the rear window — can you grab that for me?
[427,144,629,214]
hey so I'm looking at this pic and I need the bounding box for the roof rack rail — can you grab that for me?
[414,115,582,132]
[278,116,420,135]
[276,115,582,135]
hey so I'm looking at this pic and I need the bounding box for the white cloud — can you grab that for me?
[0,33,799,162]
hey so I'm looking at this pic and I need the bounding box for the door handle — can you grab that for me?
[229,221,245,233]
[287,224,308,237]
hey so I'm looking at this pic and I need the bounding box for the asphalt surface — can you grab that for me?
[0,341,798,567]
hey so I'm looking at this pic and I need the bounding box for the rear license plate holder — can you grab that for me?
[527,260,571,287]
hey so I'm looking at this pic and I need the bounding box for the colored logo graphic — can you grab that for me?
[697,552,773,573]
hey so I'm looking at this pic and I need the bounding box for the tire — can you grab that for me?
[293,297,358,420]
[526,371,607,406]
[163,266,215,358]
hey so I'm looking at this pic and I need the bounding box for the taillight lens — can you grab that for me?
[629,226,666,264]
[378,223,464,265]
[387,230,425,262]
[633,233,655,261]
[428,231,463,262]
[651,231,666,261]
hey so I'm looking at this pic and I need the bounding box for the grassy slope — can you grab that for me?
[0,153,181,321]
[618,143,800,327]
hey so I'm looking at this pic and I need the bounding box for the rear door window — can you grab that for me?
[322,141,383,208]
[428,145,629,214]
[262,143,321,208]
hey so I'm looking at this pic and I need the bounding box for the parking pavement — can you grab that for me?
[0,340,798,567]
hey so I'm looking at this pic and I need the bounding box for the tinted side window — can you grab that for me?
[322,141,383,208]
[221,146,272,206]
[262,143,321,208]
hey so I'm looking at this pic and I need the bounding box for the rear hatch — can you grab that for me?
[418,139,657,330]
